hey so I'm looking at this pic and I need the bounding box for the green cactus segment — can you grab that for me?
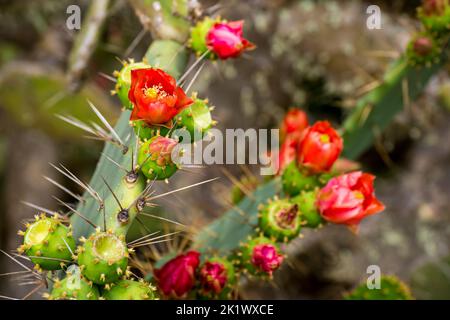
[138,136,179,180]
[115,61,151,110]
[77,232,129,285]
[198,257,236,299]
[50,265,100,300]
[418,1,450,35]
[144,40,189,80]
[193,178,282,255]
[189,17,217,58]
[406,33,442,66]
[73,40,189,239]
[132,120,171,141]
[240,236,283,276]
[291,191,324,228]
[345,275,414,300]
[20,215,75,270]
[342,57,444,159]
[282,162,320,197]
[175,97,213,142]
[259,198,301,241]
[103,279,157,300]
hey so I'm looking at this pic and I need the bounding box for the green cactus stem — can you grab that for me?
[18,214,75,271]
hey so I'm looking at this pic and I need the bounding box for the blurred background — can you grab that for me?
[1,0,450,299]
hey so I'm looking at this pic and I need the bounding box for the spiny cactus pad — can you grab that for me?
[345,275,414,300]
[258,198,302,242]
[103,279,157,300]
[77,231,129,285]
[49,265,99,300]
[19,214,75,270]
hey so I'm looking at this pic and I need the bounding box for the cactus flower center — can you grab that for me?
[319,134,330,143]
[275,204,299,229]
[93,234,125,263]
[24,219,52,245]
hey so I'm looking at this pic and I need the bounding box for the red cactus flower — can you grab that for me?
[206,20,255,59]
[251,244,284,275]
[280,109,308,142]
[154,250,200,297]
[199,261,228,294]
[297,121,343,173]
[129,68,193,125]
[317,171,385,231]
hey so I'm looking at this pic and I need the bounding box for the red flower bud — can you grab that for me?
[199,261,227,294]
[413,36,434,56]
[154,250,200,297]
[317,171,385,230]
[251,244,284,275]
[128,68,193,125]
[280,109,308,142]
[297,121,343,173]
[422,0,447,16]
[206,20,255,59]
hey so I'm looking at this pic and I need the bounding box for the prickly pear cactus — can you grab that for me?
[3,0,439,301]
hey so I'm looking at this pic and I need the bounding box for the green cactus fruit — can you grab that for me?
[114,60,150,110]
[103,279,157,300]
[132,120,171,141]
[291,191,324,228]
[240,236,284,277]
[198,257,236,299]
[48,265,99,300]
[282,161,320,197]
[345,275,414,300]
[406,33,442,67]
[418,0,450,35]
[18,214,75,271]
[175,96,213,142]
[77,230,129,285]
[258,198,301,242]
[189,17,218,58]
[138,136,179,180]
